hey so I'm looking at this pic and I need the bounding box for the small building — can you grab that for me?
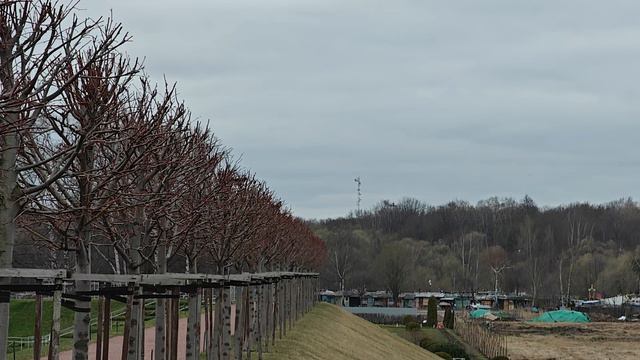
[319,290,340,305]
[343,289,362,307]
[363,291,393,307]
[475,292,531,310]
[399,292,416,308]
[415,292,445,310]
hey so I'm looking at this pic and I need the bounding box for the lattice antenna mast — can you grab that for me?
[354,177,362,214]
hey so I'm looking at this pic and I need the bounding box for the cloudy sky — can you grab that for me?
[83,0,640,219]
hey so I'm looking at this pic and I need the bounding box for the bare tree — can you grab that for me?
[1,2,129,354]
[482,245,509,309]
[519,216,540,305]
[559,211,592,307]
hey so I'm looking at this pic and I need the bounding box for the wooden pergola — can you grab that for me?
[0,268,319,360]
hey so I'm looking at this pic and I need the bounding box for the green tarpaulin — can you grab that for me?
[469,309,491,319]
[531,310,590,323]
[469,309,513,320]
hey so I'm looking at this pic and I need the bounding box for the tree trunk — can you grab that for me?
[73,242,92,360]
[155,244,167,360]
[0,131,18,356]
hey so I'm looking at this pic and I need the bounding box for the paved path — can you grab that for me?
[52,316,199,360]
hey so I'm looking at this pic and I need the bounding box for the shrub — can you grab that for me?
[434,352,453,360]
[443,307,455,329]
[402,315,415,325]
[405,321,420,331]
[426,342,468,359]
[443,307,452,329]
[426,296,438,327]
[419,336,437,349]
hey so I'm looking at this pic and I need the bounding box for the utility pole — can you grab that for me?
[354,177,362,214]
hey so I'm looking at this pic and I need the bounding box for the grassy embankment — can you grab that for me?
[264,303,440,360]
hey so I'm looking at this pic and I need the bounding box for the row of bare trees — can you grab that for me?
[1,1,326,358]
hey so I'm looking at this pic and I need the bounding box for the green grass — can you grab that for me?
[263,303,440,360]
[383,325,449,344]
[9,299,126,337]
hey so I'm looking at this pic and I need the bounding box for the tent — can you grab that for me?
[531,310,590,323]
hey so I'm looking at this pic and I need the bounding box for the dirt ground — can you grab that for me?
[492,321,640,360]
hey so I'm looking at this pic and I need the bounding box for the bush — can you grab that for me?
[419,336,439,349]
[443,307,452,329]
[402,315,415,325]
[491,357,510,360]
[426,296,438,327]
[419,336,437,349]
[434,352,453,360]
[405,321,420,331]
[425,342,468,359]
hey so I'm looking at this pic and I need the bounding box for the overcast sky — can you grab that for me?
[82,0,640,219]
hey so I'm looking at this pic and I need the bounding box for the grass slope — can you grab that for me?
[265,303,440,360]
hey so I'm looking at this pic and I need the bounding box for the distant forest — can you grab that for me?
[312,196,640,305]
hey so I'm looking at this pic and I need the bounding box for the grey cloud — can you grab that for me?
[83,0,640,218]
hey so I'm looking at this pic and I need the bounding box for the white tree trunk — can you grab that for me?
[72,242,92,360]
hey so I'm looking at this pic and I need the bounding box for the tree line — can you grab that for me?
[313,196,640,305]
[0,1,326,357]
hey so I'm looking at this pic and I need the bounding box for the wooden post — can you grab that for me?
[279,280,284,339]
[245,285,255,360]
[155,295,166,360]
[213,287,223,360]
[282,280,287,337]
[48,279,62,360]
[207,289,214,360]
[186,287,199,360]
[256,284,263,360]
[221,286,232,360]
[234,286,244,360]
[122,289,133,360]
[140,295,146,359]
[264,283,271,353]
[271,281,278,347]
[34,292,43,359]
[96,296,103,360]
[165,297,172,360]
[102,297,110,360]
[171,289,180,360]
[203,289,210,360]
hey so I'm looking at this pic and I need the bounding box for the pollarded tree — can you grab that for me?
[0,2,128,353]
[20,48,141,358]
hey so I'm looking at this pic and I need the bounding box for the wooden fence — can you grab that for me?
[453,315,507,359]
[0,268,319,360]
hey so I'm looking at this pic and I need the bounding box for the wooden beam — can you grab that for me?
[0,268,66,279]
